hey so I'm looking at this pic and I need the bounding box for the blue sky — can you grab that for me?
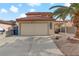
[0,3,65,21]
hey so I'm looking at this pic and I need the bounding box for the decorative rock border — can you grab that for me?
[67,36,79,43]
[50,34,62,40]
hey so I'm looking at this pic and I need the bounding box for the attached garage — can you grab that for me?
[16,12,54,36]
[20,23,48,35]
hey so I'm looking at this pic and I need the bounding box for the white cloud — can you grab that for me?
[10,5,19,13]
[27,3,41,7]
[56,19,63,21]
[20,13,26,17]
[0,8,8,13]
[64,3,71,7]
[29,9,36,12]
[17,13,26,18]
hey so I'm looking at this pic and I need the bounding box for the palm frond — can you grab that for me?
[53,7,70,20]
[49,3,79,21]
[49,5,67,10]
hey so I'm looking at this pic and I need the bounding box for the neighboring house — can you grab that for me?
[54,21,76,34]
[0,20,15,32]
[16,12,55,36]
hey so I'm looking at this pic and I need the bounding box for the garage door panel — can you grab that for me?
[21,23,48,35]
[35,24,48,35]
[21,24,35,35]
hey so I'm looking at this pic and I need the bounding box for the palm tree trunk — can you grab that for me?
[75,27,79,38]
[73,14,79,39]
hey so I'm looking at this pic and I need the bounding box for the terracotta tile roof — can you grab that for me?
[26,12,53,15]
[0,20,16,25]
[54,20,73,22]
[16,12,54,22]
[16,16,54,21]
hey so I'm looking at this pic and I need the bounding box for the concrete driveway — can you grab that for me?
[0,36,64,56]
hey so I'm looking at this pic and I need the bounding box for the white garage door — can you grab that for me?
[21,23,48,35]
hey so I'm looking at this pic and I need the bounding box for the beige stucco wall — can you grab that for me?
[0,23,13,31]
[48,22,55,35]
[66,27,76,34]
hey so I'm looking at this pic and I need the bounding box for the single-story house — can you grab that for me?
[0,20,17,36]
[0,20,15,31]
[16,12,55,36]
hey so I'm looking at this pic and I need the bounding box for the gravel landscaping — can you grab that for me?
[53,33,79,56]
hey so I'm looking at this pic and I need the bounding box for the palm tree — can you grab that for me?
[49,3,79,38]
